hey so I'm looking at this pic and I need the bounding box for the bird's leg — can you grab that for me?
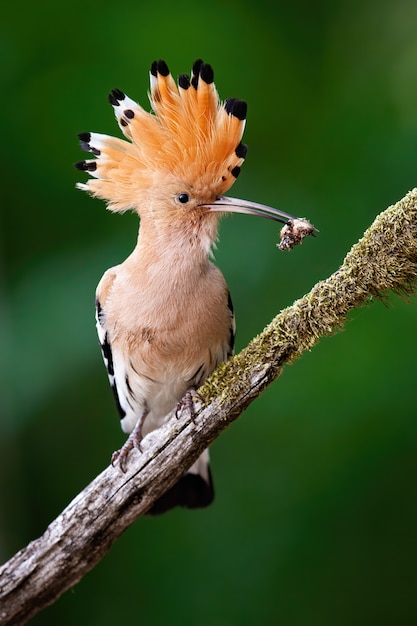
[175,387,203,422]
[111,407,149,473]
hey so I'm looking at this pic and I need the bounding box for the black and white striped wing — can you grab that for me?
[95,298,127,421]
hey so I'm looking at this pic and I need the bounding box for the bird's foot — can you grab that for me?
[111,434,141,473]
[111,409,148,472]
[175,387,203,422]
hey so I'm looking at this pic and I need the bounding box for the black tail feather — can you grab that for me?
[147,469,214,515]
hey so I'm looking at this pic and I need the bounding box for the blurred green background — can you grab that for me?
[2,1,417,624]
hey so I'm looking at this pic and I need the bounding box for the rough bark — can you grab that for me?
[1,189,417,626]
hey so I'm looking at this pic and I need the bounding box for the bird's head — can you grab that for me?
[76,59,308,244]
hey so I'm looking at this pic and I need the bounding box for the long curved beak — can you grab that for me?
[202,196,296,224]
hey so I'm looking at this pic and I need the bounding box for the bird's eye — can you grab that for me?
[177,193,190,204]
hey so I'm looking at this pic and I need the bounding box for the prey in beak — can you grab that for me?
[203,196,318,251]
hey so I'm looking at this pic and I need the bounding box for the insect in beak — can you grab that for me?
[203,196,318,250]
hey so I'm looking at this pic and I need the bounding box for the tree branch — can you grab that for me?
[1,189,417,626]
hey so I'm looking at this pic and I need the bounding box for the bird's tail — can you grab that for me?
[146,449,214,515]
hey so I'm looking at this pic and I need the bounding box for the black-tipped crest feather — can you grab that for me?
[77,58,248,210]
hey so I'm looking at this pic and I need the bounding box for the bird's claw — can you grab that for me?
[175,387,203,422]
[111,412,146,472]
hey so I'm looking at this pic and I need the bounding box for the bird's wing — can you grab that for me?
[227,289,236,358]
[95,269,128,422]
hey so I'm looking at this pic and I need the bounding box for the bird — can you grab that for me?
[76,58,301,514]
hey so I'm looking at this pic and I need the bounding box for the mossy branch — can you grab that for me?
[1,189,417,625]
[199,188,417,412]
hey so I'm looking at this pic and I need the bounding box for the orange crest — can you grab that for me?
[76,59,247,213]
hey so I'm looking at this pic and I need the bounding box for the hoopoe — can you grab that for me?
[76,59,311,514]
